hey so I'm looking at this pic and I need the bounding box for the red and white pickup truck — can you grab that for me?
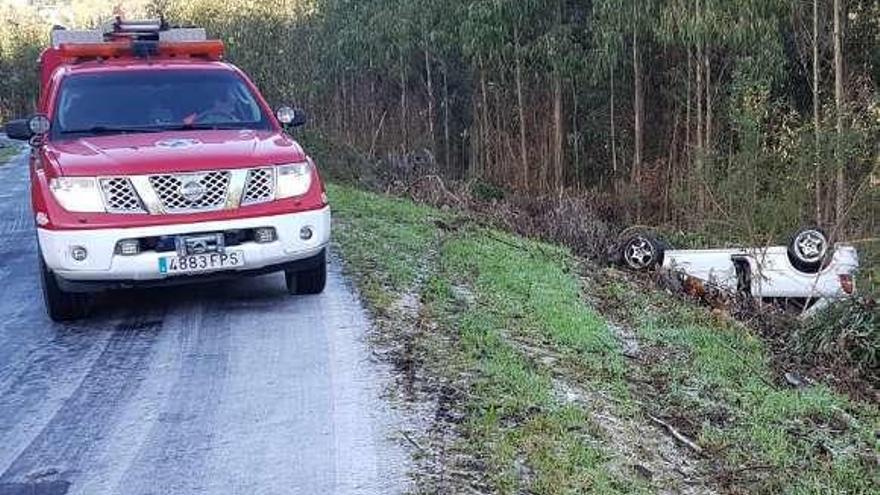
[4,20,330,321]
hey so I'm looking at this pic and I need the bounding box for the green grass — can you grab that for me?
[598,276,880,494]
[431,231,637,493]
[329,183,880,495]
[331,184,640,494]
[329,184,442,308]
[0,144,20,163]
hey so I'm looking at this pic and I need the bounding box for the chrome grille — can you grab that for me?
[242,167,275,205]
[149,171,230,213]
[99,177,145,213]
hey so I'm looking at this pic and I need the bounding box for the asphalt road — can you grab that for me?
[0,152,408,495]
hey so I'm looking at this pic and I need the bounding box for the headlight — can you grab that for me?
[275,162,312,199]
[49,177,105,213]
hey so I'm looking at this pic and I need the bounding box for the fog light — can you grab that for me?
[35,212,49,226]
[299,226,313,241]
[70,246,88,262]
[254,227,277,244]
[117,239,140,256]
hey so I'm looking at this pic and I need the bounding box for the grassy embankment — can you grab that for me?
[329,183,879,495]
[0,143,20,163]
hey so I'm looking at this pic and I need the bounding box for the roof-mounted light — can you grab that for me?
[157,40,224,59]
[58,42,130,59]
[56,39,224,61]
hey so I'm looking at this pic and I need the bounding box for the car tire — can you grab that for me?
[619,233,666,272]
[39,256,90,322]
[787,227,829,274]
[284,252,327,295]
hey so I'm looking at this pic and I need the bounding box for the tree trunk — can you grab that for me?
[813,0,822,225]
[704,51,712,154]
[479,55,490,178]
[514,26,529,190]
[349,72,356,144]
[369,56,376,131]
[494,74,504,178]
[632,20,644,192]
[539,101,548,191]
[610,61,618,183]
[572,80,581,187]
[833,0,846,226]
[342,72,355,146]
[553,70,564,194]
[553,0,564,194]
[400,53,408,153]
[695,40,704,212]
[334,73,342,134]
[686,46,692,166]
[666,109,680,222]
[442,62,451,174]
[424,45,436,164]
[470,97,480,178]
[633,39,645,218]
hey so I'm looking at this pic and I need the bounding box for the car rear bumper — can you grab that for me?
[38,206,330,290]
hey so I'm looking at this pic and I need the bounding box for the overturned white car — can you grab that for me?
[616,228,859,314]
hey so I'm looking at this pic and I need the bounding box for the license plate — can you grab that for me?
[158,251,244,275]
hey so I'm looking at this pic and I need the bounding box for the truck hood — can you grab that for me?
[44,129,306,176]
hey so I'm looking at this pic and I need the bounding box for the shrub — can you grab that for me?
[793,299,879,377]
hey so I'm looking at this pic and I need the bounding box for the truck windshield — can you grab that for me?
[52,70,272,138]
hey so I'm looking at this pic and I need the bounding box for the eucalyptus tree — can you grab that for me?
[459,0,502,179]
[833,0,845,225]
[657,0,790,219]
[592,0,660,212]
[14,0,865,239]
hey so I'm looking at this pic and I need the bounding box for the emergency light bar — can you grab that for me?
[56,40,224,60]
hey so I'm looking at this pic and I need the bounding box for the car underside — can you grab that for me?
[614,227,859,316]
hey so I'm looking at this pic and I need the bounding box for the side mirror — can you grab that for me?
[5,115,50,141]
[276,106,307,128]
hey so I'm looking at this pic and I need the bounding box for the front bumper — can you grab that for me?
[38,206,330,288]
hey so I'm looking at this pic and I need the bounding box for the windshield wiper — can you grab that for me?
[60,125,166,136]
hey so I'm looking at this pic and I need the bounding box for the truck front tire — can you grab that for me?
[39,256,90,322]
[284,252,327,295]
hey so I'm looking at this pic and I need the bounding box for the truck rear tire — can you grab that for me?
[285,253,327,295]
[39,256,90,322]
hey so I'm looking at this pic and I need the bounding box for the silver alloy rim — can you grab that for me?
[624,236,656,270]
[794,230,827,263]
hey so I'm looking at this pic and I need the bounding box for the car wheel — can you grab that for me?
[284,253,327,295]
[39,256,90,322]
[620,233,665,272]
[787,227,829,273]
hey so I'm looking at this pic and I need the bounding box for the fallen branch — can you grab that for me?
[648,414,704,455]
[405,174,462,206]
[401,430,426,453]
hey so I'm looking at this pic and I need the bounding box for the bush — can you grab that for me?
[793,299,879,376]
